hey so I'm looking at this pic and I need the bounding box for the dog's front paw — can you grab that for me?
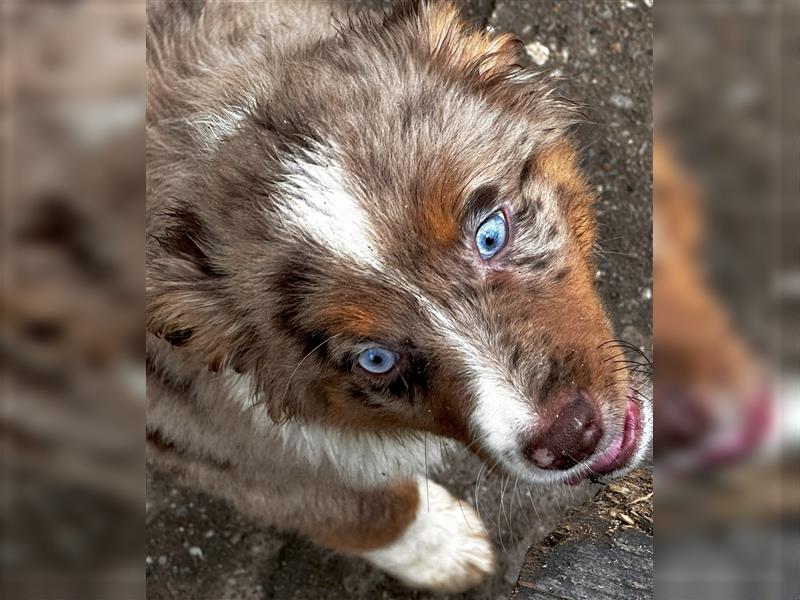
[361,479,495,593]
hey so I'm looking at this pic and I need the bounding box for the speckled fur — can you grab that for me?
[146,0,648,591]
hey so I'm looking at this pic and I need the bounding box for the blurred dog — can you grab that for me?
[0,3,144,596]
[654,136,774,473]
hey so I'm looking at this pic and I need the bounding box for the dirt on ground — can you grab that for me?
[145,2,652,599]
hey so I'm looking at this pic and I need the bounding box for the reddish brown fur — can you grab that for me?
[533,141,597,257]
[309,479,420,552]
[425,1,521,78]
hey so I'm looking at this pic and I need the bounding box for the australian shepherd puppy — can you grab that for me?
[146,0,653,592]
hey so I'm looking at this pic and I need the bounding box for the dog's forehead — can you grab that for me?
[332,125,527,231]
[273,131,575,286]
[344,101,532,184]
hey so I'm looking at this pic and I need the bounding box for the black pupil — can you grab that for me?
[485,234,495,246]
[372,355,383,364]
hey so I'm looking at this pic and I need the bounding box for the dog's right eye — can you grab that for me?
[357,347,398,374]
[475,211,508,259]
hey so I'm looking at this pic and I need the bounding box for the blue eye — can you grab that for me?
[357,347,398,374]
[475,211,508,259]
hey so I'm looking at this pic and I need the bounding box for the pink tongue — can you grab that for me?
[589,432,625,473]
[587,398,641,475]
[566,398,641,485]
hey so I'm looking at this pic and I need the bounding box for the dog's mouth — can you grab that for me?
[477,387,652,487]
[659,381,774,473]
[566,397,645,485]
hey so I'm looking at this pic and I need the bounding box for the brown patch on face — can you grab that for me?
[316,303,381,339]
[512,144,626,412]
[485,257,621,419]
[539,289,618,401]
[533,142,582,190]
[532,141,597,257]
[309,478,420,552]
[319,373,473,444]
[321,381,412,431]
[423,1,520,78]
[419,166,461,247]
[424,194,459,247]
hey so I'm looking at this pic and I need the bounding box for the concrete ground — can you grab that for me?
[145,1,652,599]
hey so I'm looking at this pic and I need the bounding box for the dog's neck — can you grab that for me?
[225,371,451,488]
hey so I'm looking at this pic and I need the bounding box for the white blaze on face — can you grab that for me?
[419,300,536,467]
[276,144,385,272]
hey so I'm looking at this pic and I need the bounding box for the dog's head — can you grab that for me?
[147,0,652,485]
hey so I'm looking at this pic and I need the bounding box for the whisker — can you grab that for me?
[600,339,653,368]
[564,450,602,480]
[496,484,507,554]
[527,488,542,523]
[478,461,498,532]
[593,248,644,260]
[455,434,487,459]
[562,477,576,504]
[474,463,488,524]
[249,333,341,410]
[499,474,513,534]
[610,363,650,375]
[423,433,430,512]
[602,349,637,363]
[456,496,474,531]
[512,472,531,526]
[496,475,506,552]
[609,357,652,368]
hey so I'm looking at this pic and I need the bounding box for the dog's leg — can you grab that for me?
[148,436,493,592]
[309,478,495,593]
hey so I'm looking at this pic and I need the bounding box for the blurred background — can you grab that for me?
[0,2,144,599]
[655,0,799,599]
[0,0,797,599]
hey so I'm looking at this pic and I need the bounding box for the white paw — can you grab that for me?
[360,479,495,593]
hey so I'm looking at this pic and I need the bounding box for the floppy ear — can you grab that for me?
[147,205,316,421]
[146,206,246,372]
[388,0,522,80]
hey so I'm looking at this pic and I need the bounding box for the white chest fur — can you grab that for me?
[226,373,449,488]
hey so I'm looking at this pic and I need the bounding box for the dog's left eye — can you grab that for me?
[357,347,398,374]
[475,211,508,259]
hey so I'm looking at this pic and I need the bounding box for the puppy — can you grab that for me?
[146,0,652,592]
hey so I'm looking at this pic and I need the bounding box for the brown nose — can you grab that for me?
[524,390,603,470]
